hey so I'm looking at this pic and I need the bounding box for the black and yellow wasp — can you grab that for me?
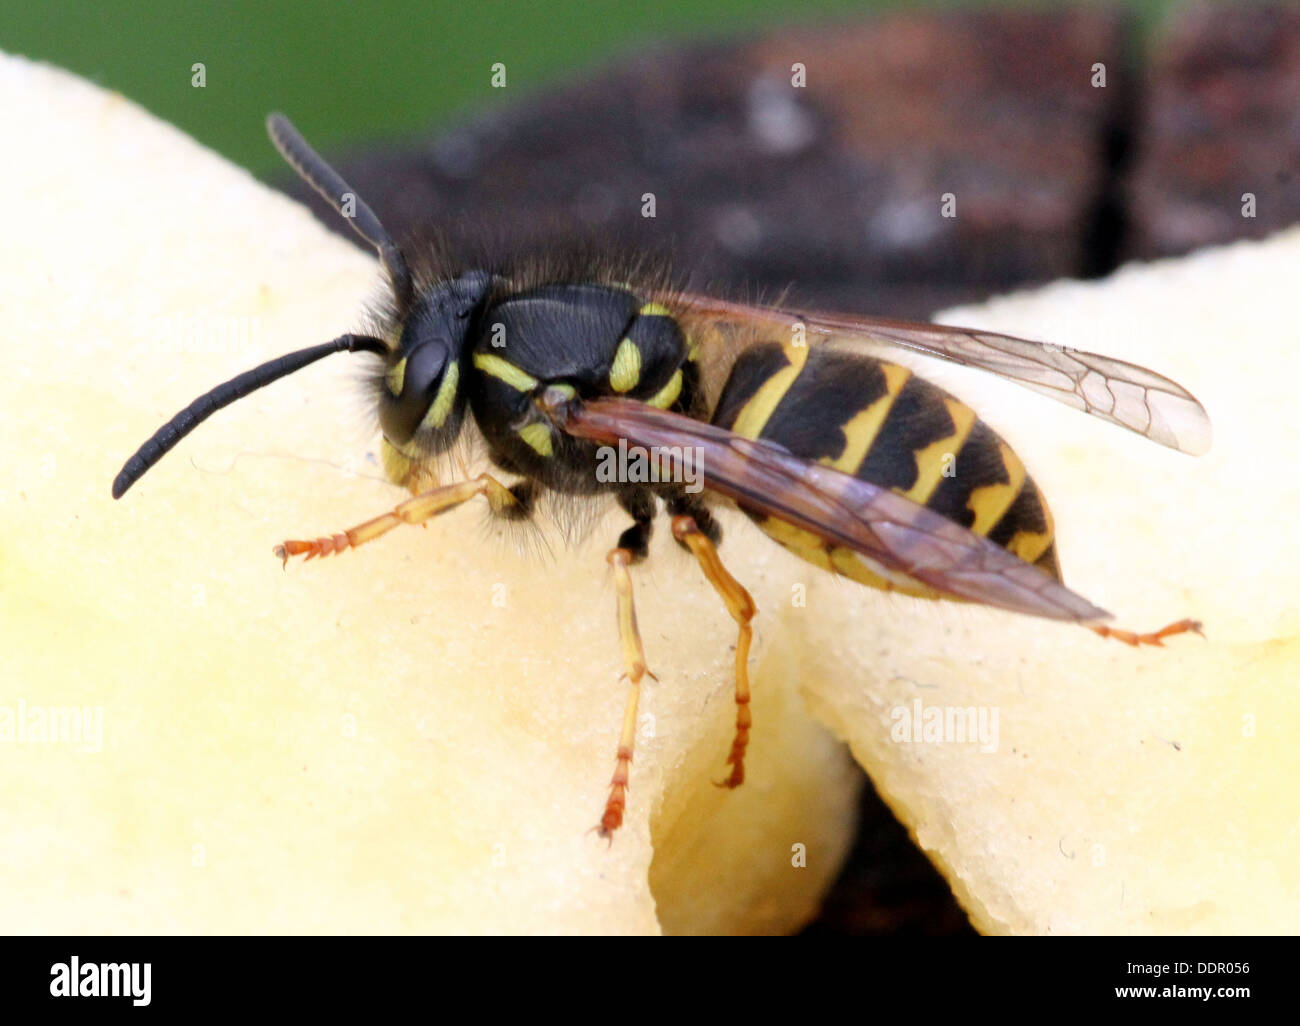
[114,114,1210,837]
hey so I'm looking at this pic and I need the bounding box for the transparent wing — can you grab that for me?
[670,292,1212,456]
[546,395,1111,624]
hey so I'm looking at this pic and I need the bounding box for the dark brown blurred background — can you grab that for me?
[271,2,1298,935]
[284,4,1300,315]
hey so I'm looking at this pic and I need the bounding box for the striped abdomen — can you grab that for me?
[710,342,1061,599]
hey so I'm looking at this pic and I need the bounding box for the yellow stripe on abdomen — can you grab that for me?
[821,362,911,475]
[898,398,977,506]
[730,343,809,439]
[965,441,1027,536]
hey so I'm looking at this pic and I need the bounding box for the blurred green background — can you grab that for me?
[4,0,1172,175]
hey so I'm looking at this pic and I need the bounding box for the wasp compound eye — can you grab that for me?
[379,340,454,447]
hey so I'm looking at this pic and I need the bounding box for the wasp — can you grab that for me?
[114,114,1211,838]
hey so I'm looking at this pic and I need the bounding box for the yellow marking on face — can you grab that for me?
[639,302,672,318]
[386,357,407,397]
[646,369,683,409]
[609,338,641,392]
[821,362,911,474]
[731,343,810,440]
[899,398,977,506]
[473,352,538,392]
[517,422,553,458]
[421,361,460,430]
[965,442,1026,536]
[548,382,577,399]
[380,437,413,485]
[381,438,440,492]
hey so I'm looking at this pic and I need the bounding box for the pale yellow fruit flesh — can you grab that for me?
[0,55,858,935]
[4,52,1297,935]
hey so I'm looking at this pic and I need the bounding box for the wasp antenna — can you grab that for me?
[112,333,387,499]
[266,112,414,310]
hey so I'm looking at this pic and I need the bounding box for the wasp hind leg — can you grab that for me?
[597,493,659,839]
[273,472,521,564]
[1089,618,1204,647]
[669,501,757,790]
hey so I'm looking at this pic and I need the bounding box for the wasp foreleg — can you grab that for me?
[273,472,520,564]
